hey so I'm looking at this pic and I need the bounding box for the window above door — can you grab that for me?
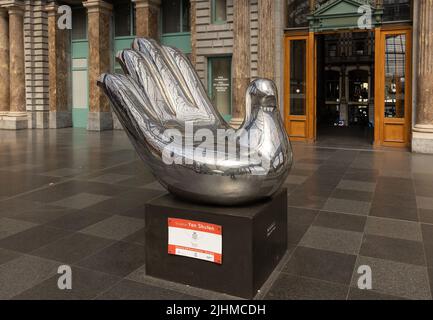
[212,0,227,24]
[162,0,191,34]
[113,0,136,38]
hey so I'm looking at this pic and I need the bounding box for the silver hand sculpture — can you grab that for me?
[98,38,293,205]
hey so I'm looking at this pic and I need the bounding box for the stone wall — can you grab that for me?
[194,0,259,88]
[193,0,284,110]
[274,0,284,116]
[24,0,50,128]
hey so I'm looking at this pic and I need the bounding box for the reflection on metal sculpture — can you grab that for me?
[98,38,293,205]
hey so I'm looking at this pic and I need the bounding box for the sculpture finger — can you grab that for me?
[116,49,176,124]
[97,73,162,143]
[133,38,214,123]
[162,45,228,128]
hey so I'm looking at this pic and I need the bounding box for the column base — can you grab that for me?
[412,125,433,154]
[229,117,244,129]
[0,112,28,130]
[50,111,72,129]
[87,111,113,131]
[28,111,50,129]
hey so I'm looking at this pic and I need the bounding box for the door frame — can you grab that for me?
[374,26,412,147]
[283,32,316,142]
[284,27,412,148]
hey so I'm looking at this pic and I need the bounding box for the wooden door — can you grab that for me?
[375,28,412,147]
[284,34,315,141]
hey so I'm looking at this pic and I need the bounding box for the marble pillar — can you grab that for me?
[0,1,27,129]
[258,0,275,80]
[230,0,250,128]
[46,3,72,128]
[132,0,160,39]
[0,8,9,114]
[413,0,433,153]
[8,4,25,113]
[83,0,113,131]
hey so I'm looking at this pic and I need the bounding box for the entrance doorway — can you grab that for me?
[284,27,412,148]
[316,31,375,147]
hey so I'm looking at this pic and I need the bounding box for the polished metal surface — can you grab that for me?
[98,38,292,205]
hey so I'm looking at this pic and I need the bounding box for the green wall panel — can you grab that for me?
[72,108,88,129]
[72,40,88,58]
[71,40,89,128]
[114,37,135,54]
[161,33,192,54]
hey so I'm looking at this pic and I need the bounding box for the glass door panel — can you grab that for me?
[290,40,307,116]
[384,34,406,119]
[285,35,313,141]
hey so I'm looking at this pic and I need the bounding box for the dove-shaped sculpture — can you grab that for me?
[98,38,293,205]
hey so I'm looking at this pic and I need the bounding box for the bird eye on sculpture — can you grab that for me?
[98,38,293,205]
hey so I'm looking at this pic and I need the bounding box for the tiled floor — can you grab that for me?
[0,128,433,300]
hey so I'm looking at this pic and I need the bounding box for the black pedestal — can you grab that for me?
[144,188,288,299]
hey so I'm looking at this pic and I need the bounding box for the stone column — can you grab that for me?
[0,1,27,129]
[0,8,9,114]
[258,0,275,80]
[190,0,197,67]
[230,0,250,128]
[132,0,160,39]
[413,0,433,153]
[83,0,113,131]
[46,3,71,128]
